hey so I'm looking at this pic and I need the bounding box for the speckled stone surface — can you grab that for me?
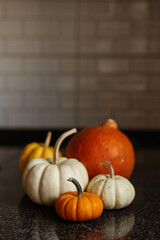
[0,147,160,240]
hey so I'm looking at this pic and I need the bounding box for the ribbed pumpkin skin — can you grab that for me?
[87,174,135,209]
[65,121,135,179]
[55,191,103,221]
[19,143,62,173]
[22,157,89,206]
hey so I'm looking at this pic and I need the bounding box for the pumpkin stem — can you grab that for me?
[44,131,52,148]
[101,162,115,178]
[101,119,118,129]
[68,177,83,197]
[54,128,77,164]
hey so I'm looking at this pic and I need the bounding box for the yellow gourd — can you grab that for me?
[19,132,62,173]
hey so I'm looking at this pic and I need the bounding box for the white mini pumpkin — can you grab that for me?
[87,162,135,209]
[22,128,89,206]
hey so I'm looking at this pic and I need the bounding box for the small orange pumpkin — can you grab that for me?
[55,177,103,221]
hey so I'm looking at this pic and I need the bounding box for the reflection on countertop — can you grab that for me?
[0,146,160,240]
[0,194,135,240]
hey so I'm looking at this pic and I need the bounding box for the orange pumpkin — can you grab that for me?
[55,177,103,221]
[65,119,135,179]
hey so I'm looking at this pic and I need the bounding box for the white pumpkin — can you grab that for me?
[22,128,89,206]
[87,162,135,209]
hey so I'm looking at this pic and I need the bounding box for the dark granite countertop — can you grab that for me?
[0,146,160,240]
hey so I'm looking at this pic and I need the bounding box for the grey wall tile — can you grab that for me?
[8,76,42,91]
[8,110,42,128]
[6,2,41,17]
[0,0,160,129]
[0,58,24,72]
[43,110,75,128]
[98,59,129,73]
[0,21,24,36]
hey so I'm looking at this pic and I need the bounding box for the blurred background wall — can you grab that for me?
[0,0,160,129]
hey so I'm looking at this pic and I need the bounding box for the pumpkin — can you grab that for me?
[19,131,62,173]
[22,129,89,206]
[65,119,135,179]
[87,162,135,209]
[55,177,103,221]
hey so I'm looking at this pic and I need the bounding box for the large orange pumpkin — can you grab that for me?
[65,119,135,179]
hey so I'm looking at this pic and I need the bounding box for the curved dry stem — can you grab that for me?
[44,131,52,148]
[53,128,77,164]
[68,177,83,197]
[101,161,115,178]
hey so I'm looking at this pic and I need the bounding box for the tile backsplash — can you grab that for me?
[0,0,160,129]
